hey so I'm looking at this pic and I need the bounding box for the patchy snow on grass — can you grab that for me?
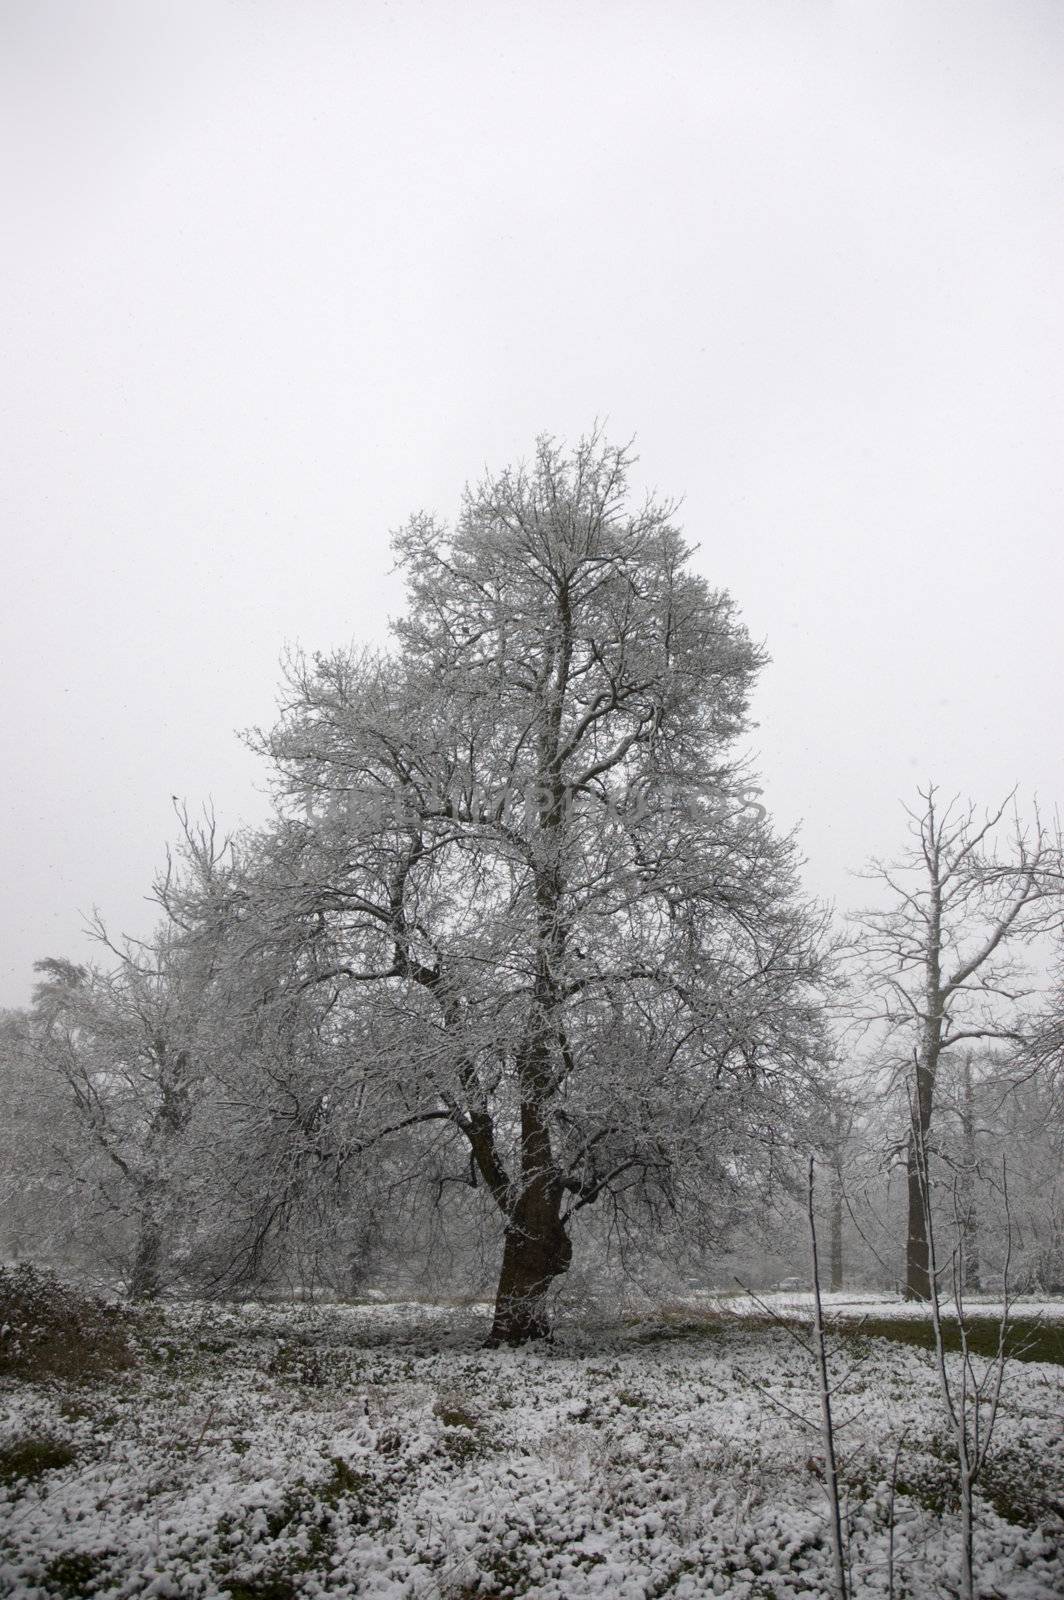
[680,1289,1064,1323]
[1,1298,1061,1598]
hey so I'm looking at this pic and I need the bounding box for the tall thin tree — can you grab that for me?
[850,788,1061,1300]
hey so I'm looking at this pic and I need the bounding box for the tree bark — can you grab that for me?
[130,1207,162,1301]
[959,1053,981,1294]
[905,1128,931,1301]
[486,605,575,1346]
[906,1002,941,1300]
[488,1066,572,1344]
[489,1181,572,1344]
[829,1162,844,1292]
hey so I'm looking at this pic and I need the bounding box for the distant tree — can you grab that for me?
[849,787,1062,1300]
[0,1005,67,1262]
[819,1094,857,1293]
[28,939,201,1298]
[972,1035,1064,1292]
[25,812,238,1297]
[239,433,831,1342]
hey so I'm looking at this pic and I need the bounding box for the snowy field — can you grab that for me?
[2,1297,1062,1599]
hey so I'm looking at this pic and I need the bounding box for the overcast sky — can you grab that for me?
[2,0,1062,1007]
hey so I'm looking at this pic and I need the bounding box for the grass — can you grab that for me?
[631,1302,1064,1366]
[224,1574,304,1600]
[840,1314,1064,1366]
[0,1437,78,1487]
[41,1550,116,1599]
[846,1429,1064,1529]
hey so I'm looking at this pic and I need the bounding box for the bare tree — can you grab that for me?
[238,433,831,1342]
[1008,949,1064,1286]
[910,1096,1013,1600]
[849,787,1062,1300]
[27,938,204,1297]
[24,810,239,1297]
[0,1005,85,1265]
[972,1054,1064,1292]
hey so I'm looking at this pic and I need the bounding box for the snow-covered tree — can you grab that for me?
[23,811,240,1296]
[27,937,206,1297]
[236,433,831,1341]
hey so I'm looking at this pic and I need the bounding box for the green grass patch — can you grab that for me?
[0,1437,77,1486]
[224,1576,301,1600]
[839,1315,1064,1366]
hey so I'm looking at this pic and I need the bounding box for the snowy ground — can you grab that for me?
[1,1297,1062,1599]
[685,1289,1064,1323]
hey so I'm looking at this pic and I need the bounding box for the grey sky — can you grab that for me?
[2,1,1062,1007]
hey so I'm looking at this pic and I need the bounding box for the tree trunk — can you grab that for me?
[488,1095,572,1344]
[130,1207,162,1301]
[489,1188,572,1344]
[905,1040,938,1301]
[905,1129,931,1300]
[487,584,576,1347]
[829,1163,844,1292]
[959,1053,981,1294]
